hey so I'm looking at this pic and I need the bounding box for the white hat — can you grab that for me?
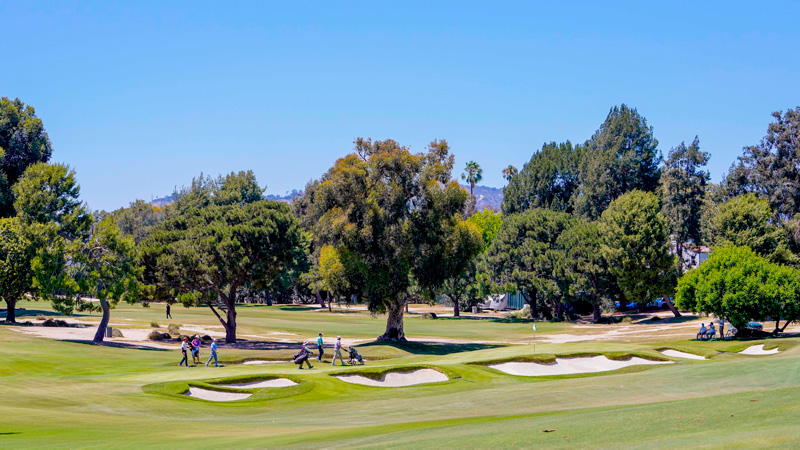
[337,336,341,340]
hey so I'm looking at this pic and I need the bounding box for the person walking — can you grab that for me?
[191,335,201,365]
[206,339,218,367]
[316,332,325,362]
[179,337,189,367]
[166,303,172,319]
[299,341,314,369]
[331,336,345,366]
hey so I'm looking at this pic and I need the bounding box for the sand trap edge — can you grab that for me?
[215,378,297,389]
[739,344,780,355]
[334,368,449,387]
[659,349,707,360]
[489,355,673,377]
[185,386,252,402]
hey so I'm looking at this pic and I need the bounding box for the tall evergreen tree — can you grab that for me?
[574,105,662,219]
[724,107,800,219]
[661,137,710,260]
[502,141,582,215]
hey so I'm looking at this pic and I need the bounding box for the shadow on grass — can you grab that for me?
[638,315,699,324]
[63,339,170,351]
[359,340,506,355]
[0,432,20,435]
[11,308,91,318]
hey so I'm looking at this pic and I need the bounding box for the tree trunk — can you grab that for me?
[316,291,326,308]
[405,303,409,313]
[773,319,781,334]
[453,299,460,317]
[93,297,110,344]
[664,295,682,318]
[378,296,406,342]
[265,292,273,306]
[5,299,16,323]
[224,287,238,344]
[592,302,601,322]
[327,292,332,312]
[523,289,538,318]
[780,320,792,332]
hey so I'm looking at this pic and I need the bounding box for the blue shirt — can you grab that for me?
[211,342,217,353]
[317,336,323,347]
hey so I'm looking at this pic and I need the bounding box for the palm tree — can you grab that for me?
[502,165,518,181]
[461,161,483,198]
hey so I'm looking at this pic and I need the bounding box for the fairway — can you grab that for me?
[3,301,800,448]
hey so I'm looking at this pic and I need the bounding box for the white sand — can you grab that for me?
[335,369,448,387]
[241,360,283,365]
[185,387,252,402]
[491,356,673,376]
[216,379,297,389]
[659,349,707,360]
[739,344,780,355]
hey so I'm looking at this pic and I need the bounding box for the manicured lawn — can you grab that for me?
[3,300,800,448]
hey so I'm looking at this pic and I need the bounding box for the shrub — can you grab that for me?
[148,331,172,341]
[43,318,69,327]
[111,328,124,338]
[167,323,181,335]
[150,321,160,328]
[621,316,633,323]
[506,304,531,319]
[201,335,213,342]
[420,312,437,319]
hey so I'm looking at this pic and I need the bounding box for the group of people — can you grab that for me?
[179,335,219,367]
[295,333,347,369]
[697,319,725,340]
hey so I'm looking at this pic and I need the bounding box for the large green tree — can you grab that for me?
[599,190,680,316]
[486,208,576,319]
[702,193,794,266]
[111,200,165,244]
[141,171,304,343]
[502,141,582,215]
[661,137,710,261]
[0,98,53,217]
[676,245,800,333]
[296,138,481,340]
[574,105,662,219]
[556,221,617,322]
[15,163,139,343]
[0,218,34,322]
[725,107,800,219]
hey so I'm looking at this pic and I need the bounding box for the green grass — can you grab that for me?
[3,300,800,448]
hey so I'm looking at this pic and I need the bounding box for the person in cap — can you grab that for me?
[179,336,189,367]
[316,332,325,362]
[332,336,345,366]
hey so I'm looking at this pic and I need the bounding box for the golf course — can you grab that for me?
[3,300,799,449]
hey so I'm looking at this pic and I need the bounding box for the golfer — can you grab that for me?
[331,336,345,366]
[166,303,172,319]
[317,332,325,362]
[206,339,218,367]
[179,337,189,367]
[191,335,201,364]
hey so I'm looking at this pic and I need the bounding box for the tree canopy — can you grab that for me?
[574,105,662,219]
[486,208,576,319]
[141,171,304,343]
[725,107,800,219]
[502,141,582,215]
[296,138,481,340]
[0,97,53,217]
[0,218,34,322]
[676,245,800,333]
[599,190,680,316]
[660,137,710,259]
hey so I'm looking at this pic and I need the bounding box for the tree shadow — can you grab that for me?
[358,340,506,355]
[62,339,170,352]
[0,432,21,435]
[638,314,699,324]
[12,308,91,318]
[272,305,318,312]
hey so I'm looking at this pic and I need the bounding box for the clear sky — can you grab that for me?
[2,1,799,211]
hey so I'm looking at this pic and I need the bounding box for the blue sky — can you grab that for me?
[2,1,799,211]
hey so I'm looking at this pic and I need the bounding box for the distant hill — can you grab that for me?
[463,184,503,211]
[151,186,502,210]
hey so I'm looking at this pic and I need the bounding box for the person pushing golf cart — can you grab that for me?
[347,346,364,365]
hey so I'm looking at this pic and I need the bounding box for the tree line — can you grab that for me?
[2,96,799,342]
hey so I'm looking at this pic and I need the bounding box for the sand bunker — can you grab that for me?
[185,387,252,402]
[491,356,672,377]
[659,349,707,360]
[335,369,448,387]
[215,379,297,389]
[241,360,283,365]
[739,344,780,355]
